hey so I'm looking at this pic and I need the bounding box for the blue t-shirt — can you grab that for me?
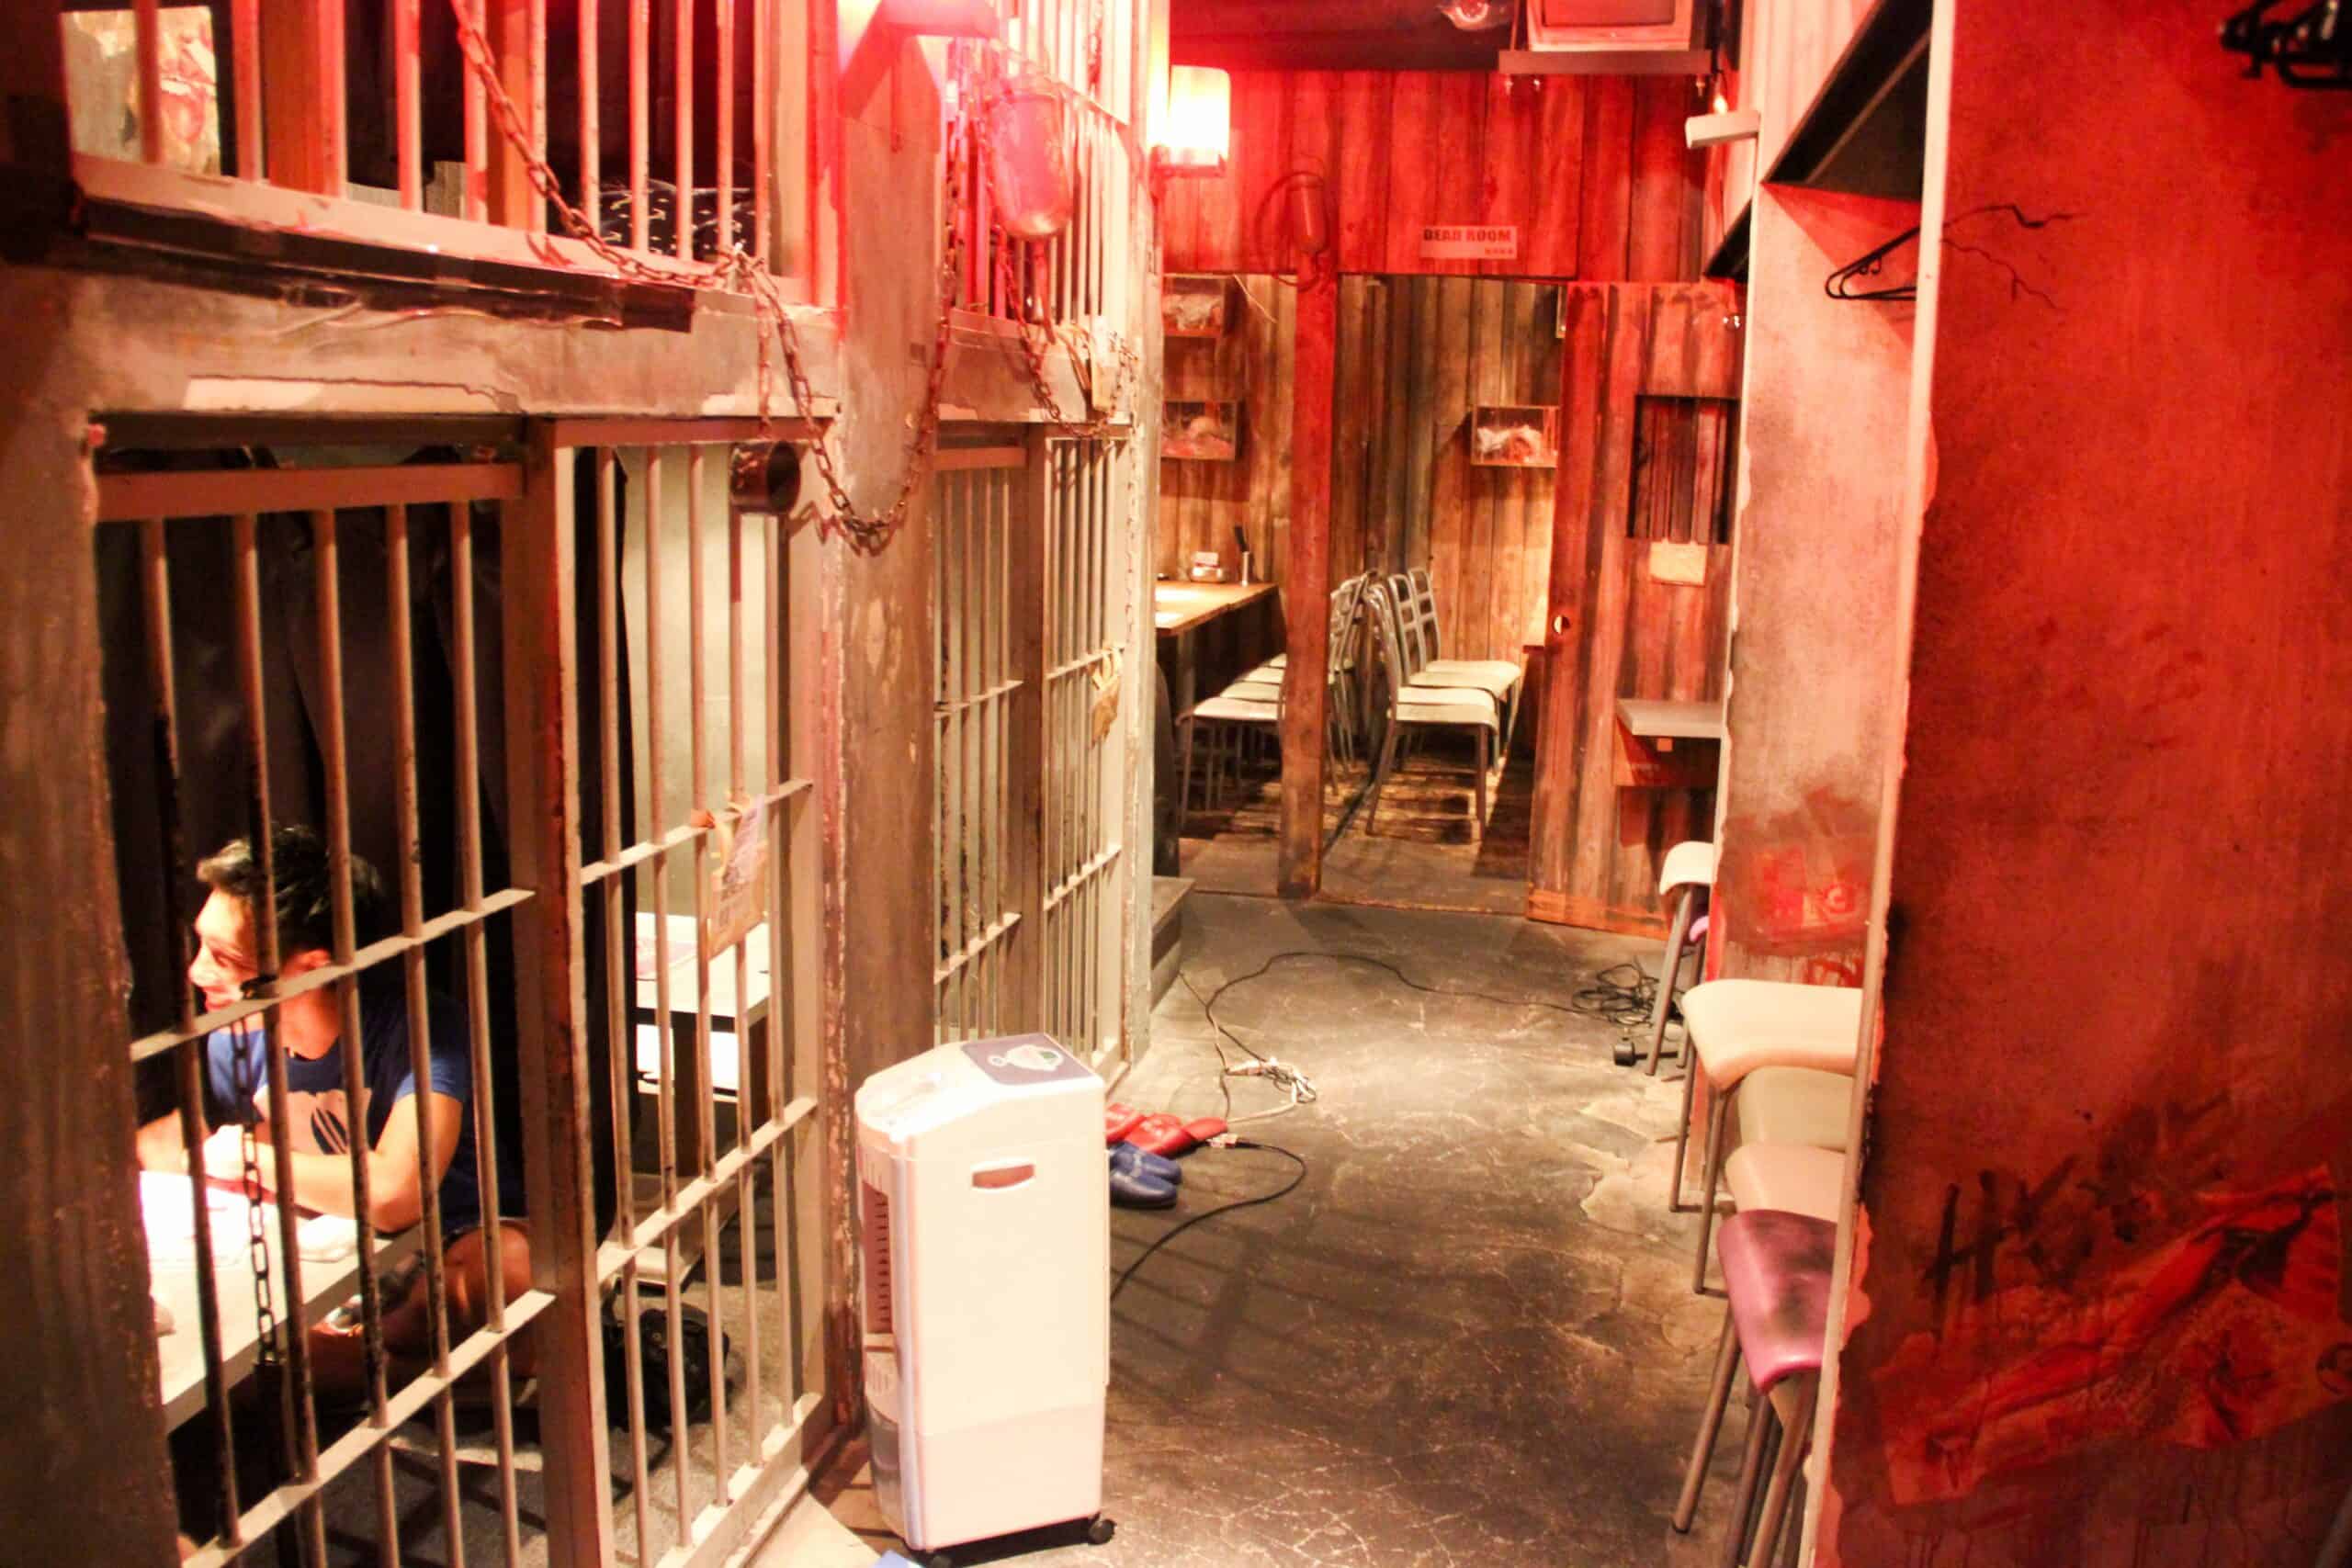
[204,973,511,1243]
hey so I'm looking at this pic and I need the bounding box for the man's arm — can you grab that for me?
[198,1092,462,1233]
[136,1107,204,1171]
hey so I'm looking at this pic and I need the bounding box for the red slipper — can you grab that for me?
[1104,1103,1146,1145]
[1127,1113,1230,1157]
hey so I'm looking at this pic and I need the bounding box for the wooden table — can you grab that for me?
[1153,581,1280,719]
[633,910,771,1168]
[146,1174,421,1430]
[1613,697,1726,791]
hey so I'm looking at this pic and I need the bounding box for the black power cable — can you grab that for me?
[1109,1141,1307,1302]
[1114,949,1663,1301]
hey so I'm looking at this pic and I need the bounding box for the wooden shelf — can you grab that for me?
[1163,398,1239,461]
[1764,0,1931,201]
[1162,275,1232,338]
[1470,404,1559,468]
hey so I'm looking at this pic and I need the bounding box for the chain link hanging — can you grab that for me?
[228,1016,281,1367]
[443,0,971,553]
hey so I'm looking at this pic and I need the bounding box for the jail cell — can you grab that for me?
[956,39,1133,343]
[56,0,818,286]
[933,445,1030,1043]
[95,421,828,1568]
[1041,438,1131,1066]
[580,426,827,1568]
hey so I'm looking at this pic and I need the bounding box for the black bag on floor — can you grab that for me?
[603,1300,727,1431]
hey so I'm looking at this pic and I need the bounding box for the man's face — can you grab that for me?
[188,889,336,1055]
[188,889,260,1012]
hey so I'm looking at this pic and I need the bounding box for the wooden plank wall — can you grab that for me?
[1159,273,1297,583]
[1330,275,1563,665]
[1526,282,1742,936]
[1162,70,1705,282]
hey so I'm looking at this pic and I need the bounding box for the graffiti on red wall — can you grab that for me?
[1724,785,1873,978]
[1876,1159,2346,1503]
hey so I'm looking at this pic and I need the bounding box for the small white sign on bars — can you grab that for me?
[1419,224,1519,261]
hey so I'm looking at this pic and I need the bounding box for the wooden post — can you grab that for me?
[501,426,616,1568]
[260,0,345,195]
[0,379,178,1568]
[820,40,942,1424]
[487,0,545,229]
[1277,269,1337,897]
[0,0,68,175]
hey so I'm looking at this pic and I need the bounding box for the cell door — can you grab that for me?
[932,433,1135,1067]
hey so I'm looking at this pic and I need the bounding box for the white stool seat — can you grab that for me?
[1724,1144,1846,1222]
[1193,694,1281,722]
[1424,656,1521,686]
[1736,1066,1852,1153]
[1410,663,1518,701]
[1658,840,1717,897]
[1397,690,1498,731]
[1681,980,1863,1086]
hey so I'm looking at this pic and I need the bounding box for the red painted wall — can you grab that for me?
[1822,4,2352,1562]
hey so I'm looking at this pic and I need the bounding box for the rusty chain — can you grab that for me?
[229,1016,281,1367]
[444,0,969,552]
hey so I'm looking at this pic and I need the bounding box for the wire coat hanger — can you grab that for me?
[1825,225,1921,302]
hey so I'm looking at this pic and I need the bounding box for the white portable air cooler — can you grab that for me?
[855,1034,1110,1554]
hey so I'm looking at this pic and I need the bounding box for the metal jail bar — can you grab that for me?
[105,457,551,1568]
[1041,440,1127,1066]
[929,435,1128,1061]
[571,426,826,1568]
[933,446,1029,1042]
[959,28,1130,333]
[98,423,828,1568]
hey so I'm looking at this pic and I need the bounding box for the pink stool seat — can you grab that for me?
[1717,1210,1837,1397]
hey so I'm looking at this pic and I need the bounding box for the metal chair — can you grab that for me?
[1361,579,1502,839]
[1404,567,1525,749]
[1674,1210,1834,1568]
[1181,578,1363,816]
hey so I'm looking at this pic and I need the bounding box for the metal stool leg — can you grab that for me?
[1750,1379,1816,1568]
[1671,1039,1703,1214]
[1675,1307,1744,1532]
[1647,884,1698,1077]
[1715,1384,1774,1568]
[1692,1087,1732,1294]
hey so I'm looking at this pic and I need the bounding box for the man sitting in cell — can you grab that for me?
[135,825,529,1385]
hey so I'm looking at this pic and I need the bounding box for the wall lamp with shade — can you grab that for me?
[1152,66,1232,181]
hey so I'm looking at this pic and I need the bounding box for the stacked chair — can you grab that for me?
[1361,578,1505,839]
[1397,568,1525,750]
[1650,838,1866,1565]
[1178,575,1368,817]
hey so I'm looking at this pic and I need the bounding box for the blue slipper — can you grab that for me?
[1110,1163,1178,1209]
[1109,1141,1182,1185]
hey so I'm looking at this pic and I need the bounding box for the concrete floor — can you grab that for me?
[1179,738,1539,917]
[820,893,1755,1568]
[295,894,1758,1568]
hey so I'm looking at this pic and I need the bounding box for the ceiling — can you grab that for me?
[1169,0,1511,73]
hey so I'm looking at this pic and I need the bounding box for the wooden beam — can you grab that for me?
[500,426,616,1567]
[0,366,179,1568]
[0,0,69,174]
[1277,269,1336,897]
[260,0,345,195]
[487,0,545,229]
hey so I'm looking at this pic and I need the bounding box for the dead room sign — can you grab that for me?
[1420,224,1518,262]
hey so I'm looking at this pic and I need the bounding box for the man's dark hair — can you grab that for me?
[197,826,391,957]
